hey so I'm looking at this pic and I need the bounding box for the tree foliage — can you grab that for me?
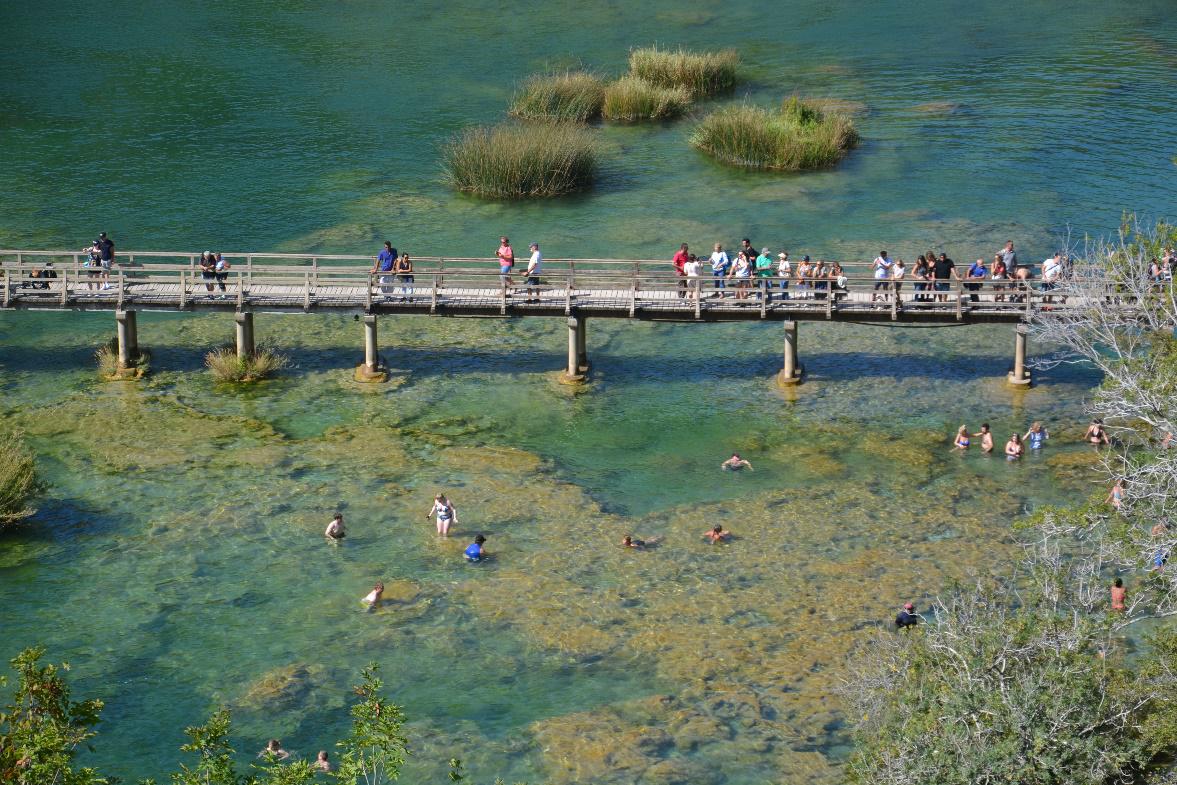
[334,665,409,785]
[0,429,43,526]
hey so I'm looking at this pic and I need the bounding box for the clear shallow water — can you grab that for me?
[1,2,1174,783]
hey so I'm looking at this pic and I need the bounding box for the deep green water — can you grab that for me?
[2,2,1176,783]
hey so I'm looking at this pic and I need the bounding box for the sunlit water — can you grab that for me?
[2,1,1175,783]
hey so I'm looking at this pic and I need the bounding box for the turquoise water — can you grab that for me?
[2,2,1175,783]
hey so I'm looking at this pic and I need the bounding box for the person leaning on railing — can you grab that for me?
[672,243,689,298]
[965,258,987,302]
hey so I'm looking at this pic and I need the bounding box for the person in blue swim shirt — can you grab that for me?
[1023,421,1049,450]
[465,534,487,563]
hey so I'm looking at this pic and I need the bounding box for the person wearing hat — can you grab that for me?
[755,247,775,302]
[776,252,791,300]
[525,242,542,303]
[895,602,919,629]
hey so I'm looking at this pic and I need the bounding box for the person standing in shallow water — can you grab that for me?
[895,602,919,629]
[426,493,457,536]
[952,425,970,451]
[362,582,383,608]
[1110,578,1126,612]
[973,423,994,453]
[325,513,345,540]
[1005,433,1024,460]
[465,534,487,562]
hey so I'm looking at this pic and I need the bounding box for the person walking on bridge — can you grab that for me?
[96,231,115,290]
[525,242,542,303]
[497,236,515,292]
[372,241,396,299]
[673,243,689,298]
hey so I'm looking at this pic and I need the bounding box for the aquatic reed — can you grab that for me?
[206,346,288,383]
[627,46,739,97]
[95,337,149,379]
[508,71,606,123]
[690,97,859,171]
[0,430,42,526]
[601,76,691,122]
[442,122,603,199]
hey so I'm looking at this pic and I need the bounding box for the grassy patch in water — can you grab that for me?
[0,430,42,526]
[690,97,859,171]
[95,337,150,380]
[509,71,606,123]
[627,46,738,97]
[206,346,288,383]
[442,122,603,199]
[601,76,691,122]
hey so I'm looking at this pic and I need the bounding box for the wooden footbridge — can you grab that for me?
[1,249,1063,385]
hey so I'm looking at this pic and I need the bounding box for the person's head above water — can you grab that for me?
[981,423,990,432]
[266,739,282,751]
[1114,577,1123,588]
[712,525,723,534]
[903,602,914,611]
[623,535,633,546]
[333,513,342,521]
[474,534,486,545]
[373,582,384,592]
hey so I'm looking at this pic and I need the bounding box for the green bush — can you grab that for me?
[690,98,859,171]
[627,46,738,97]
[95,337,149,380]
[508,71,606,123]
[442,122,603,199]
[205,346,288,383]
[602,76,691,122]
[0,430,42,526]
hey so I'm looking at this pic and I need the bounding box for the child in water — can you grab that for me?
[362,582,384,608]
[465,534,487,563]
[703,525,731,544]
[325,513,345,540]
[952,425,970,450]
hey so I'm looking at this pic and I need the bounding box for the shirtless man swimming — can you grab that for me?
[721,453,752,471]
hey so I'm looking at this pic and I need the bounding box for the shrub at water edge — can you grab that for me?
[95,336,149,380]
[690,97,859,171]
[443,122,602,199]
[206,346,288,383]
[509,71,606,123]
[627,46,739,96]
[0,430,43,527]
[602,76,691,122]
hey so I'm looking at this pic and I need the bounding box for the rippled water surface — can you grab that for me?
[2,2,1175,783]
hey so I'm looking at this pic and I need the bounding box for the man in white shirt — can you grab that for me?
[872,251,893,305]
[709,243,730,296]
[1041,251,1062,304]
[777,252,791,300]
[525,242,543,303]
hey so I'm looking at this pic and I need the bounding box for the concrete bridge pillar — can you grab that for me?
[115,310,138,368]
[776,320,803,386]
[1007,323,1032,386]
[562,315,587,383]
[235,312,255,358]
[362,315,378,371]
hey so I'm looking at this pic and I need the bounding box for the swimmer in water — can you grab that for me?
[1024,421,1049,450]
[721,453,752,471]
[1085,419,1110,446]
[952,425,970,450]
[895,602,919,629]
[362,582,384,608]
[1004,433,1024,460]
[973,423,994,453]
[465,534,486,562]
[259,739,291,761]
[703,525,731,543]
[1105,479,1125,510]
[325,513,345,540]
[425,493,457,537]
[314,751,332,772]
[1110,578,1126,612]
[622,535,661,549]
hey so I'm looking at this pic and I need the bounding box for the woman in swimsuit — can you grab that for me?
[1004,433,1024,460]
[1085,420,1110,446]
[1105,479,1125,510]
[426,493,457,536]
[952,425,970,450]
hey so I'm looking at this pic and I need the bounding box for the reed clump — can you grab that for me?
[627,46,739,97]
[509,71,606,123]
[690,97,859,171]
[95,337,150,379]
[443,122,603,199]
[0,430,43,527]
[206,346,288,383]
[602,76,692,122]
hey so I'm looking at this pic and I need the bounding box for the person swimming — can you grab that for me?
[703,525,730,543]
[721,453,752,471]
[1024,421,1048,450]
[362,582,384,608]
[259,739,291,760]
[325,513,345,540]
[622,535,661,549]
[952,425,970,450]
[465,534,487,563]
[314,750,332,772]
[895,602,919,629]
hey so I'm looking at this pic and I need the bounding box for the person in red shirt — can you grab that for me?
[672,243,689,298]
[497,236,514,291]
[1110,578,1126,611]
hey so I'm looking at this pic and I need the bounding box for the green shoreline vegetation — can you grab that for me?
[94,337,150,380]
[508,71,606,124]
[601,76,691,122]
[691,97,860,171]
[442,122,602,198]
[0,430,42,527]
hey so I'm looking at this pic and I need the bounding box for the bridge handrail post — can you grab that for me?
[629,275,637,317]
[365,273,373,311]
[694,277,701,319]
[117,269,125,309]
[500,272,508,315]
[430,274,438,314]
[565,272,572,315]
[236,270,244,308]
[569,260,576,291]
[2,266,9,308]
[246,255,253,292]
[438,257,446,290]
[311,257,319,291]
[303,272,311,311]
[955,279,963,320]
[179,269,187,308]
[828,279,835,318]
[760,278,768,318]
[60,268,69,306]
